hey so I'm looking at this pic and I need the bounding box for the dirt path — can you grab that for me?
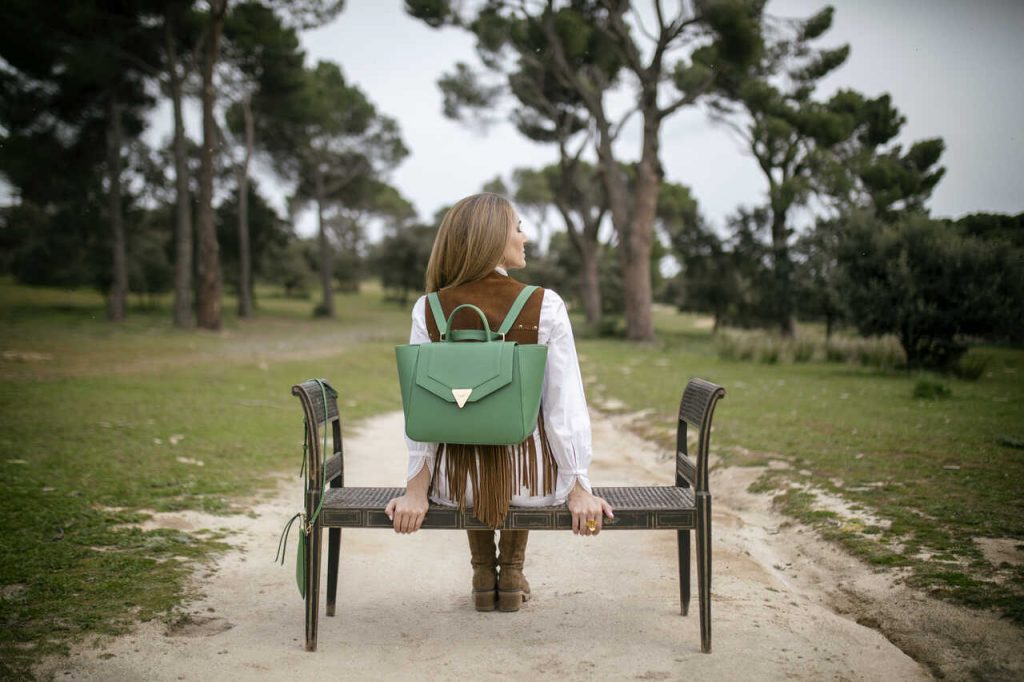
[35,411,1021,681]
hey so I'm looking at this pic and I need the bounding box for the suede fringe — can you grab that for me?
[431,411,558,529]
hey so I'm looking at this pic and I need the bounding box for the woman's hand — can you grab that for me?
[567,483,614,536]
[385,463,431,534]
[384,492,429,533]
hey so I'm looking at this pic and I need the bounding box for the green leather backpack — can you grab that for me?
[395,285,547,446]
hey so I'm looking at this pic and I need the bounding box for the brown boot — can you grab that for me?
[497,530,531,612]
[466,530,497,611]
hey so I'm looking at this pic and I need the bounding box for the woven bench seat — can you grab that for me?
[320,486,696,530]
[291,377,725,654]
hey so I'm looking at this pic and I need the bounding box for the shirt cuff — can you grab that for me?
[407,452,434,483]
[555,470,592,504]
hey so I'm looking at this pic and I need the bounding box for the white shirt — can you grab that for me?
[405,268,593,507]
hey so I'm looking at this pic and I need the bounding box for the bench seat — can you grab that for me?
[320,486,696,530]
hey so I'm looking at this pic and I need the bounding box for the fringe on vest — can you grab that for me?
[430,410,558,529]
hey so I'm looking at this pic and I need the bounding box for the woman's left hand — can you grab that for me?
[567,483,614,536]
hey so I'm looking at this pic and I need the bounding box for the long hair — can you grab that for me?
[425,193,516,292]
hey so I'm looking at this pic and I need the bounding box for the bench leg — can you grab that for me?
[304,521,322,652]
[677,529,691,616]
[696,493,712,653]
[326,528,341,617]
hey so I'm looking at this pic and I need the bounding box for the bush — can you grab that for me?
[792,339,816,363]
[952,353,990,381]
[854,337,906,370]
[595,316,625,338]
[758,339,780,364]
[715,331,757,360]
[716,333,740,361]
[825,340,847,363]
[715,329,905,369]
[836,211,1024,370]
[912,378,951,400]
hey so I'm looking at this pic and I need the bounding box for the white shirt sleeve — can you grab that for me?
[405,295,436,482]
[538,290,593,501]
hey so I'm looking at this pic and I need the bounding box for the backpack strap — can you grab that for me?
[497,285,539,336]
[426,292,447,337]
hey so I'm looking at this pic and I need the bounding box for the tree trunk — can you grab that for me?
[106,94,128,322]
[315,169,334,318]
[237,93,254,318]
[166,13,193,328]
[770,203,795,337]
[619,113,660,342]
[196,0,227,330]
[594,105,657,341]
[578,240,602,326]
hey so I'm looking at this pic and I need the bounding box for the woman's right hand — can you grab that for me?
[567,483,614,536]
[386,463,431,533]
[385,492,429,534]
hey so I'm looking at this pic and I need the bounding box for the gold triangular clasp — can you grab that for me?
[452,388,472,408]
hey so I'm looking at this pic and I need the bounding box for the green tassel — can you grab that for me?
[275,512,302,565]
[296,530,308,599]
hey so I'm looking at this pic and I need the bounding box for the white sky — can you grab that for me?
[291,0,1024,240]
[132,0,1024,242]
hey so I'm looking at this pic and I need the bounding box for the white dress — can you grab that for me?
[404,268,593,507]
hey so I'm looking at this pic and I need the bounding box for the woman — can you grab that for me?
[385,193,613,612]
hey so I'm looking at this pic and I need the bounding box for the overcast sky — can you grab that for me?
[5,2,1020,239]
[182,0,1019,242]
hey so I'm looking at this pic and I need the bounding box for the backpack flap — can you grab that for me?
[415,341,516,406]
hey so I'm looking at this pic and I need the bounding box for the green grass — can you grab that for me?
[0,279,409,679]
[576,305,1024,624]
[2,281,1022,678]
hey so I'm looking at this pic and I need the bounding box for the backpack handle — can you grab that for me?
[427,285,539,341]
[442,304,501,342]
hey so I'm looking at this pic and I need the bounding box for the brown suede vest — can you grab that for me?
[423,271,557,528]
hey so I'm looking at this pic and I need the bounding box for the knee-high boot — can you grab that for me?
[497,530,531,612]
[466,530,498,611]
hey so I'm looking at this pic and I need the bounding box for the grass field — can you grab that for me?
[578,309,1024,622]
[1,278,1022,678]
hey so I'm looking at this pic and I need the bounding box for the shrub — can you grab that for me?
[825,340,847,362]
[715,333,741,361]
[595,316,625,338]
[716,328,906,370]
[855,337,906,370]
[912,378,951,400]
[836,211,1024,370]
[953,353,990,381]
[758,340,780,364]
[792,339,816,363]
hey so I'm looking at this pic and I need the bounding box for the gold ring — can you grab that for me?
[586,520,597,532]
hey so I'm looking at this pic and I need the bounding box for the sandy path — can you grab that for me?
[35,410,1016,681]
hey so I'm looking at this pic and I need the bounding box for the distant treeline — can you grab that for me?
[1,1,1021,370]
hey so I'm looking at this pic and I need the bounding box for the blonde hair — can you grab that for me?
[424,193,517,292]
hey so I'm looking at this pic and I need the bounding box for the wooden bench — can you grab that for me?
[291,377,725,653]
